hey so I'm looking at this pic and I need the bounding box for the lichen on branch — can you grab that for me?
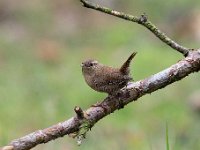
[80,0,190,56]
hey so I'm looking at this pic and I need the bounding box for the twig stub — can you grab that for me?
[74,106,84,119]
[138,13,148,24]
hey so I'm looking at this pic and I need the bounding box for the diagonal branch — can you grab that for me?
[2,50,200,150]
[80,0,190,56]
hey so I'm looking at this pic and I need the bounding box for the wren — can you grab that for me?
[81,52,137,95]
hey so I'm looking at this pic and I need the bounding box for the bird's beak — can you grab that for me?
[81,63,84,67]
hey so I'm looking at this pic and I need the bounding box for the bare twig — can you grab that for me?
[1,50,200,150]
[74,106,84,119]
[80,0,190,56]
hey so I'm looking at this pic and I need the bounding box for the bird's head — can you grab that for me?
[81,59,99,75]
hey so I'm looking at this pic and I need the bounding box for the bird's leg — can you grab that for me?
[91,91,125,110]
[91,102,108,113]
[91,95,113,112]
[91,101,103,107]
[115,91,125,109]
[118,98,124,109]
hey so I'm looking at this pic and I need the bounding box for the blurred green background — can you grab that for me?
[0,0,200,149]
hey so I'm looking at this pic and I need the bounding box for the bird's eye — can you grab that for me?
[89,63,94,67]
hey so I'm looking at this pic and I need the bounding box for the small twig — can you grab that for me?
[74,106,84,119]
[80,0,190,56]
[73,106,91,146]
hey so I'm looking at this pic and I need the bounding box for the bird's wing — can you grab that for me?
[94,68,132,86]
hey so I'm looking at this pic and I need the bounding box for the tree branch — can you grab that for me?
[1,50,200,150]
[80,0,190,56]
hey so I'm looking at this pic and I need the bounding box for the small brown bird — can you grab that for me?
[81,52,137,95]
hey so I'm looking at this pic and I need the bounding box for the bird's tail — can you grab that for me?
[120,52,137,75]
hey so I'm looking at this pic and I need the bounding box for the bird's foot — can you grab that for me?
[91,101,103,107]
[117,98,124,109]
[114,91,125,109]
[91,99,110,113]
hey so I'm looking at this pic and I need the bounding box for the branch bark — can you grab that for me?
[80,0,190,56]
[2,50,200,150]
[1,1,200,150]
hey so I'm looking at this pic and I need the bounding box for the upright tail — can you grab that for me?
[120,52,137,75]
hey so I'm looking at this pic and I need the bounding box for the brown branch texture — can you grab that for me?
[1,1,200,150]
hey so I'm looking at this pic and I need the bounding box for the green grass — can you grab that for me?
[166,122,170,150]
